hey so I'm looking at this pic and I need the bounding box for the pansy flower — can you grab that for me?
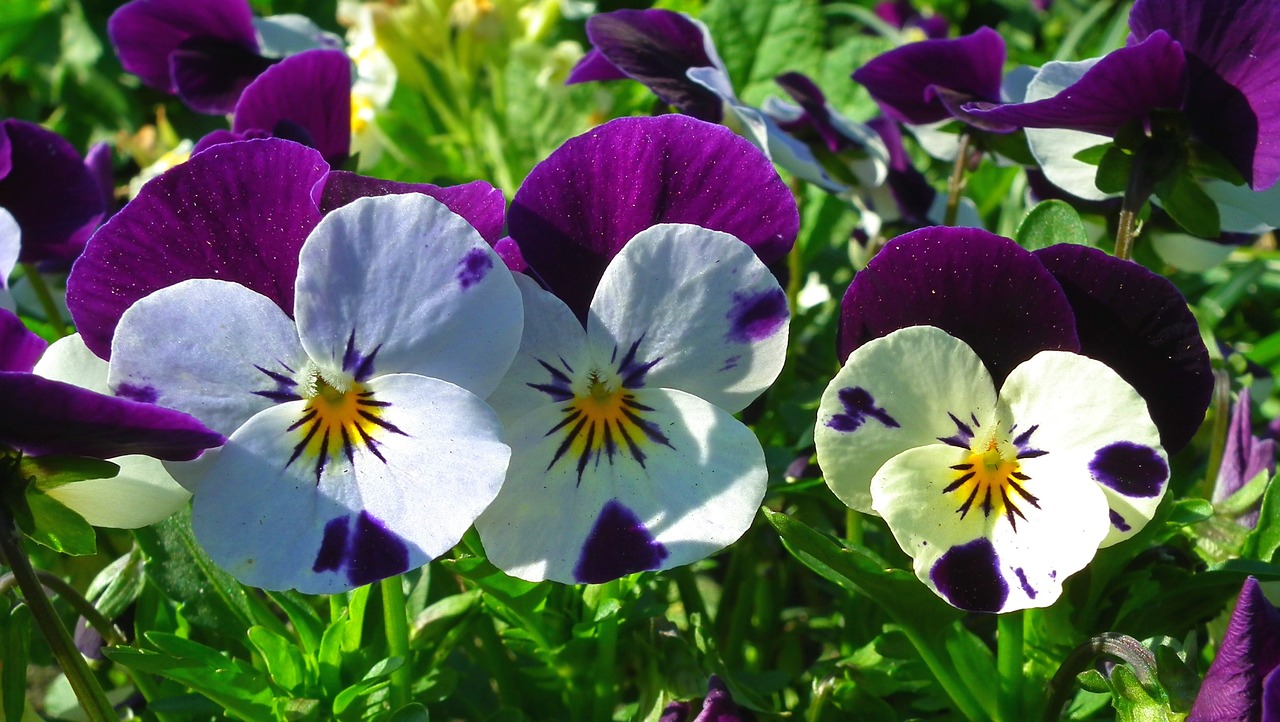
[816,228,1210,611]
[105,191,521,593]
[475,116,795,583]
[566,9,885,192]
[873,0,949,42]
[1212,388,1278,529]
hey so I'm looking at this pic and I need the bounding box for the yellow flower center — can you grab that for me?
[943,423,1040,530]
[288,369,400,482]
[546,369,671,482]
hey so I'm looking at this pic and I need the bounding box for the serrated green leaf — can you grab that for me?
[23,488,96,555]
[700,0,823,97]
[1156,171,1220,238]
[1154,645,1198,713]
[1015,200,1091,250]
[410,589,480,648]
[248,626,305,692]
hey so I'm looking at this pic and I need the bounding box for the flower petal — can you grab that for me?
[1200,178,1280,234]
[0,120,104,264]
[852,27,1006,125]
[318,172,507,246]
[233,48,351,165]
[182,373,509,592]
[587,224,788,413]
[817,326,997,514]
[67,138,328,359]
[108,0,260,94]
[109,279,307,438]
[0,208,17,295]
[1034,244,1211,454]
[0,307,44,373]
[1000,351,1168,547]
[1131,0,1280,190]
[838,227,1080,383]
[565,48,630,84]
[170,37,275,114]
[45,456,191,528]
[294,194,521,398]
[1020,60,1121,202]
[1187,577,1280,722]
[872,441,1110,612]
[476,387,767,583]
[508,115,798,319]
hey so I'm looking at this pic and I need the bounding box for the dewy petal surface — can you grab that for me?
[319,173,507,246]
[1035,244,1211,454]
[476,387,766,584]
[838,227,1079,383]
[68,138,328,359]
[0,120,104,264]
[233,48,351,165]
[587,224,788,414]
[185,373,509,592]
[109,279,307,439]
[852,27,1006,125]
[508,116,798,319]
[108,0,259,93]
[817,326,997,514]
[294,195,521,399]
[1131,0,1280,190]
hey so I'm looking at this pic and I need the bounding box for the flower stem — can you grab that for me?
[997,611,1025,722]
[590,579,621,722]
[1114,148,1156,261]
[380,575,411,709]
[19,264,68,338]
[0,500,118,722]
[944,133,973,226]
[1042,633,1157,721]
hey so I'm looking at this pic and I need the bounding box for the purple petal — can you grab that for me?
[868,117,937,223]
[1034,244,1212,454]
[1131,0,1280,190]
[0,120,104,265]
[0,126,12,180]
[509,115,798,319]
[318,172,506,246]
[852,27,1005,125]
[839,227,1079,383]
[190,128,273,156]
[0,372,224,460]
[492,237,527,272]
[108,0,260,96]
[1188,577,1280,722]
[565,48,630,84]
[233,48,351,165]
[170,36,275,114]
[84,142,116,222]
[1214,387,1278,525]
[694,676,747,722]
[67,139,328,360]
[775,72,845,153]
[576,9,723,122]
[0,308,46,373]
[659,702,693,722]
[962,32,1189,137]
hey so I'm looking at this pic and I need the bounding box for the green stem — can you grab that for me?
[592,580,620,722]
[844,507,863,548]
[20,264,68,337]
[671,567,708,624]
[944,134,973,227]
[997,612,1025,722]
[380,575,411,709]
[1115,148,1156,262]
[1202,369,1233,493]
[0,501,117,722]
[898,626,987,722]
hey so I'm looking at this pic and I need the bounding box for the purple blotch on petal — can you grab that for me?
[312,515,349,573]
[1089,442,1169,498]
[457,248,494,290]
[1014,567,1036,599]
[115,383,158,404]
[827,386,899,433]
[929,537,1009,613]
[573,499,669,584]
[347,511,410,587]
[726,288,788,343]
[1109,509,1131,532]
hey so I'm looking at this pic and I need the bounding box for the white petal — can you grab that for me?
[815,326,996,514]
[1022,59,1118,202]
[295,194,522,397]
[907,120,963,162]
[486,274,591,427]
[34,333,110,393]
[183,373,509,593]
[476,388,767,583]
[1000,351,1168,547]
[587,224,788,413]
[109,279,306,437]
[1200,179,1280,234]
[1151,232,1238,272]
[0,207,18,283]
[252,14,343,57]
[872,442,1110,612]
[45,455,190,528]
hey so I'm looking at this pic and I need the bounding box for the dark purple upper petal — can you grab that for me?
[0,120,104,265]
[0,308,46,373]
[109,0,261,106]
[775,72,846,153]
[0,372,224,460]
[1188,577,1280,722]
[84,142,116,222]
[569,9,723,122]
[1034,244,1212,454]
[508,115,798,319]
[191,128,274,156]
[962,32,1189,137]
[170,36,276,114]
[318,172,506,246]
[839,227,1079,383]
[1131,0,1280,190]
[67,138,329,360]
[566,48,630,84]
[233,48,351,166]
[852,27,1006,125]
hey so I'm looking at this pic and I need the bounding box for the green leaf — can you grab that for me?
[1096,145,1134,195]
[1188,140,1247,186]
[1242,474,1280,561]
[1153,645,1199,713]
[1073,143,1112,166]
[1167,498,1214,526]
[106,635,277,722]
[700,0,823,97]
[19,454,119,491]
[1109,664,1172,722]
[1015,200,1091,250]
[1216,470,1274,518]
[85,546,147,619]
[266,590,325,656]
[23,487,96,555]
[332,657,403,715]
[388,702,430,722]
[1155,170,1220,238]
[247,626,305,692]
[410,589,481,647]
[2,602,31,722]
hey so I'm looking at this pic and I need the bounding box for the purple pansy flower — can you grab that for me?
[761,72,889,188]
[661,677,749,722]
[1187,577,1280,722]
[0,307,222,462]
[874,0,949,41]
[1213,388,1278,528]
[475,116,795,584]
[67,138,506,361]
[0,120,105,265]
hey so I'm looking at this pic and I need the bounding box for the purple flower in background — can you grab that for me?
[1213,388,1278,528]
[0,307,222,462]
[661,677,750,722]
[475,116,794,584]
[0,120,105,265]
[67,138,507,361]
[762,72,889,188]
[874,0,949,40]
[1187,577,1280,722]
